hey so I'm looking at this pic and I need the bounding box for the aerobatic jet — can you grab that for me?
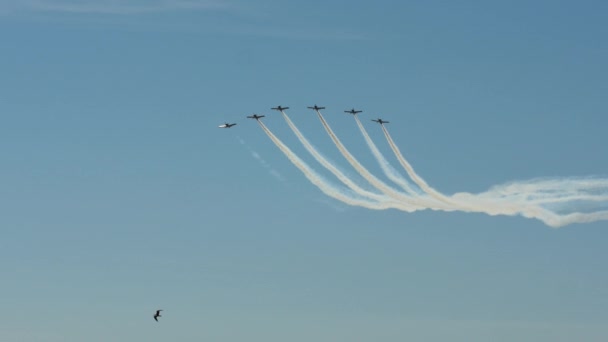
[247,114,265,120]
[218,123,237,128]
[307,104,325,111]
[344,108,362,115]
[271,105,289,111]
[371,118,389,124]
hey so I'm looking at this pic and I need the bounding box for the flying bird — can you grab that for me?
[153,309,163,322]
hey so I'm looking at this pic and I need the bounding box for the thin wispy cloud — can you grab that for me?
[17,0,233,14]
[219,25,370,41]
[1,1,368,41]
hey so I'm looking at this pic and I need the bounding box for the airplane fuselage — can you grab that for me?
[307,105,325,111]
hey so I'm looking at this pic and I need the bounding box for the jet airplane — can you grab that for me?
[344,108,362,115]
[218,123,237,128]
[271,105,289,111]
[247,114,265,120]
[371,118,389,124]
[153,310,163,322]
[307,105,325,111]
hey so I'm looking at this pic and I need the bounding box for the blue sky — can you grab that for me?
[1,0,607,341]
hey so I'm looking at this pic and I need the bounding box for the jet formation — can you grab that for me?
[219,105,388,127]
[214,104,608,229]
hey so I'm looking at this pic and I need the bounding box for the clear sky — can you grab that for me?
[1,1,607,341]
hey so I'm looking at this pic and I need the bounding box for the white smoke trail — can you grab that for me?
[255,120,396,210]
[475,178,608,205]
[481,178,608,200]
[314,110,427,210]
[354,116,420,196]
[237,137,285,182]
[381,124,460,207]
[281,111,397,204]
[251,109,608,227]
[379,126,608,227]
[380,125,515,212]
